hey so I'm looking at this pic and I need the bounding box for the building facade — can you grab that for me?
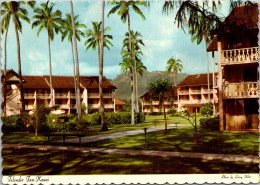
[177,73,218,114]
[141,86,178,114]
[207,3,259,131]
[3,71,117,115]
[141,73,218,115]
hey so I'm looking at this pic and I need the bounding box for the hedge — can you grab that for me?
[1,115,23,133]
[2,112,146,132]
[199,117,219,130]
[82,112,145,125]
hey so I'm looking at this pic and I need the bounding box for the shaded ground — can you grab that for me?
[2,148,258,175]
[86,127,259,155]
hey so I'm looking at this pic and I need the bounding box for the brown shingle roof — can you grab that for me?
[43,76,78,89]
[80,76,116,89]
[207,3,258,51]
[115,99,125,105]
[23,76,50,89]
[177,73,218,87]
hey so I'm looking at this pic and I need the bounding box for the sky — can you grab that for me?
[1,1,231,80]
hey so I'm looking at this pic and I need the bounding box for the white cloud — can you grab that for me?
[27,50,47,62]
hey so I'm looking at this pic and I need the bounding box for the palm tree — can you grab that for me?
[32,2,63,107]
[108,0,147,125]
[166,57,183,85]
[1,1,35,114]
[85,21,113,131]
[190,15,214,102]
[122,30,145,113]
[148,79,172,134]
[61,13,86,113]
[1,2,12,116]
[70,0,82,122]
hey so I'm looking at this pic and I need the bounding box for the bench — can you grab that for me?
[153,121,179,127]
[43,132,86,144]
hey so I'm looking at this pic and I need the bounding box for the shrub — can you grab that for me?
[167,108,176,116]
[1,115,23,133]
[200,103,213,117]
[200,117,219,130]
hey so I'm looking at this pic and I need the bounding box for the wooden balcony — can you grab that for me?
[223,82,259,98]
[190,90,201,94]
[24,93,35,99]
[88,93,112,98]
[179,90,189,95]
[37,94,50,99]
[55,93,68,98]
[201,89,213,94]
[221,47,259,65]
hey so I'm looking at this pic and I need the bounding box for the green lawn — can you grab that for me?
[86,126,259,155]
[2,148,258,175]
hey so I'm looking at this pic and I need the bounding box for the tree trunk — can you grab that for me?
[13,13,24,114]
[70,40,78,114]
[174,72,176,86]
[100,1,107,131]
[3,23,9,116]
[47,32,54,107]
[127,10,135,125]
[205,36,210,103]
[134,53,139,113]
[194,108,198,144]
[163,100,167,134]
[70,1,82,122]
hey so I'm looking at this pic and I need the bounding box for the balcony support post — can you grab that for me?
[212,51,216,115]
[218,41,224,131]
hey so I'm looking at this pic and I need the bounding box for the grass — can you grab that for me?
[2,148,258,175]
[86,126,259,155]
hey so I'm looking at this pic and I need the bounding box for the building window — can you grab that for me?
[244,100,259,114]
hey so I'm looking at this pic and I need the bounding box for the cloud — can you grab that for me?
[27,50,47,62]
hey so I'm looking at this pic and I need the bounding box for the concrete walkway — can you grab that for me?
[54,127,171,144]
[3,143,260,163]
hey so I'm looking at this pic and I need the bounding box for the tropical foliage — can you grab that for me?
[148,79,173,134]
[166,57,183,86]
[32,2,63,106]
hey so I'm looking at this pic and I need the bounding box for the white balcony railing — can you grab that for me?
[223,82,259,98]
[221,47,259,64]
[88,93,112,98]
[179,90,189,95]
[55,93,68,98]
[37,94,50,99]
[190,90,201,94]
[24,93,35,99]
[201,89,213,94]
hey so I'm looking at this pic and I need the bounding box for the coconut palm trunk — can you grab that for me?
[135,58,139,113]
[70,40,78,112]
[13,13,25,114]
[70,0,82,122]
[127,10,135,125]
[3,23,9,116]
[100,1,107,131]
[162,100,167,134]
[47,32,54,107]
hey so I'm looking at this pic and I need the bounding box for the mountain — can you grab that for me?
[111,70,188,100]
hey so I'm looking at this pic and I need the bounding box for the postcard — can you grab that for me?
[1,0,259,184]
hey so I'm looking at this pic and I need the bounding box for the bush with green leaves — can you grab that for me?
[1,115,23,133]
[167,108,176,116]
[200,103,213,117]
[200,117,219,130]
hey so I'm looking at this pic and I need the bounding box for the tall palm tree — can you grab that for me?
[70,0,82,122]
[61,13,86,113]
[1,1,35,114]
[85,21,113,131]
[32,2,63,107]
[108,0,147,125]
[148,79,172,134]
[190,15,214,102]
[1,2,12,116]
[122,30,145,113]
[166,57,183,85]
